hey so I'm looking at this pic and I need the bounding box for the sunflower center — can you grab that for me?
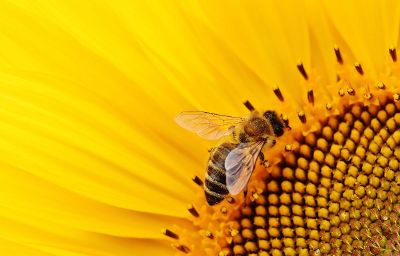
[222,100,400,256]
[166,47,400,256]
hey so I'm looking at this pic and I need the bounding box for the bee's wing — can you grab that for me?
[225,141,264,195]
[175,111,245,140]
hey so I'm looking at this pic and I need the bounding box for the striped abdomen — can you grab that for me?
[204,142,238,205]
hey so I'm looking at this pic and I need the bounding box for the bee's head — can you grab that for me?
[263,110,285,137]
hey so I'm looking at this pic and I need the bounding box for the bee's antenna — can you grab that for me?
[243,100,255,112]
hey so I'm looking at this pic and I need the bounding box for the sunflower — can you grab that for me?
[0,1,400,256]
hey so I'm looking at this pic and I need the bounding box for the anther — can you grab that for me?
[326,103,332,110]
[225,196,235,204]
[285,144,293,151]
[298,111,306,123]
[220,207,228,214]
[230,229,239,237]
[243,100,255,111]
[394,93,400,102]
[173,244,191,254]
[205,231,214,239]
[187,204,199,217]
[162,228,179,239]
[251,192,259,202]
[389,47,397,62]
[355,63,364,75]
[347,88,355,96]
[226,196,235,204]
[307,89,315,105]
[297,62,308,80]
[338,88,345,97]
[273,86,284,102]
[364,93,372,100]
[377,82,385,89]
[192,176,203,186]
[282,115,291,129]
[334,46,343,64]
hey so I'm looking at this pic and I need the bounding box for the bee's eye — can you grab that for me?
[264,110,284,137]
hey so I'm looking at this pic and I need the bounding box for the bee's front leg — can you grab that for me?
[259,151,270,168]
[259,151,265,162]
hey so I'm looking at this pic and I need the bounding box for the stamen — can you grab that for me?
[230,229,239,237]
[226,196,235,204]
[162,228,179,239]
[297,62,308,80]
[338,88,345,97]
[326,103,332,110]
[282,115,290,129]
[334,45,343,64]
[394,94,400,102]
[205,231,214,239]
[355,63,364,75]
[298,111,306,123]
[243,100,255,111]
[273,86,284,101]
[192,175,203,186]
[173,244,191,254]
[389,48,397,62]
[187,204,199,217]
[285,144,293,151]
[220,207,227,214]
[347,88,356,96]
[307,89,315,105]
[364,92,372,100]
[377,82,385,90]
[250,192,259,202]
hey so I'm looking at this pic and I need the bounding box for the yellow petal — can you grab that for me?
[324,0,400,75]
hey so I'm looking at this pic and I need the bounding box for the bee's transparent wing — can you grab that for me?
[225,141,264,195]
[175,111,245,140]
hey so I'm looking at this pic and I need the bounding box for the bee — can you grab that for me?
[175,102,287,205]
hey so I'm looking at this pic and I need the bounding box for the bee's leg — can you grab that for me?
[259,151,270,168]
[259,151,265,162]
[243,189,248,201]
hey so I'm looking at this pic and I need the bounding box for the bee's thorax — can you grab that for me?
[244,117,272,137]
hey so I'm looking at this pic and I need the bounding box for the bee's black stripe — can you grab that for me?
[204,142,237,206]
[205,174,228,195]
[206,161,226,184]
[204,186,225,206]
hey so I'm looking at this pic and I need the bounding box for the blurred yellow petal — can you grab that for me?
[324,0,400,75]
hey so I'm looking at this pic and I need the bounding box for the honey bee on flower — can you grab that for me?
[176,101,288,205]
